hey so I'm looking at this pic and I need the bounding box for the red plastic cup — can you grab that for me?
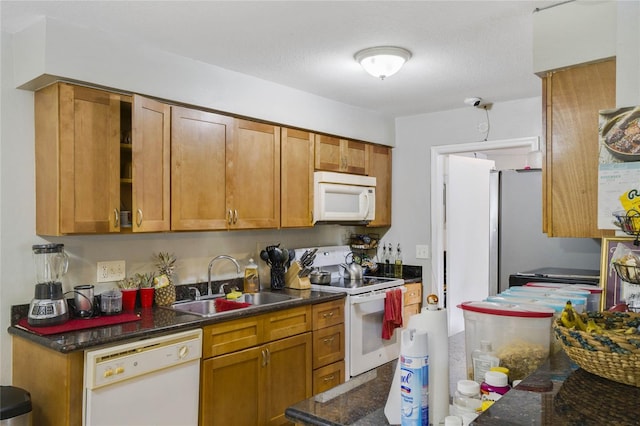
[121,289,138,311]
[140,288,155,308]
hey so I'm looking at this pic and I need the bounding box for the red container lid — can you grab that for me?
[457,301,555,318]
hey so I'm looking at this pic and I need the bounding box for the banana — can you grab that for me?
[574,311,587,332]
[560,301,577,329]
[586,318,603,334]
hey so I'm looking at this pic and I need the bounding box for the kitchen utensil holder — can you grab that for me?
[285,262,311,289]
[270,265,286,290]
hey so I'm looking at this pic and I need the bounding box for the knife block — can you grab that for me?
[285,261,311,289]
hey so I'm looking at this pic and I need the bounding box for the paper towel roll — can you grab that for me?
[386,307,449,425]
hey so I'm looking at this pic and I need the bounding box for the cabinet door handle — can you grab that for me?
[265,348,271,365]
[114,209,120,228]
[261,349,267,367]
[233,209,238,224]
[228,210,233,225]
[136,209,143,227]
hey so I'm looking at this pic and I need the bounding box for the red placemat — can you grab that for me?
[16,313,141,336]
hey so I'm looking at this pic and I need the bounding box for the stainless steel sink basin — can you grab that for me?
[166,292,300,317]
[238,292,300,305]
[168,298,236,317]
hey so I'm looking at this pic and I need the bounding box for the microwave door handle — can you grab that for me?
[363,192,371,220]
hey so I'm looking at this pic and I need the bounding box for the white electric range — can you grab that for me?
[293,245,405,378]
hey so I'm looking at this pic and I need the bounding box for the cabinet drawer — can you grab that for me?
[202,316,262,358]
[313,323,345,369]
[403,282,422,306]
[403,304,420,326]
[312,299,345,330]
[313,360,345,395]
[263,305,312,342]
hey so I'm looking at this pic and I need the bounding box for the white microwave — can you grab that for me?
[313,171,376,224]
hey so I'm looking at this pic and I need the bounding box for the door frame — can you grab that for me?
[430,136,539,305]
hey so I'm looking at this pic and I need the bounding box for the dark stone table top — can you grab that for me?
[286,339,640,426]
[8,288,344,353]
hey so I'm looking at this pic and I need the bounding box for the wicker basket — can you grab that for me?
[553,311,640,387]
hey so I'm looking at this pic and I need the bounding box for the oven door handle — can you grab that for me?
[349,287,406,305]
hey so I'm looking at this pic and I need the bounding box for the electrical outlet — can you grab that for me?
[97,260,126,282]
[416,245,430,259]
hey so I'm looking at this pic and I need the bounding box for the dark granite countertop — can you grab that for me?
[8,288,344,353]
[286,336,640,426]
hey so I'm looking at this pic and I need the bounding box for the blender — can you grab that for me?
[28,243,70,326]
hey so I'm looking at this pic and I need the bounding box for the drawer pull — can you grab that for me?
[323,336,335,344]
[322,311,334,318]
[323,375,335,382]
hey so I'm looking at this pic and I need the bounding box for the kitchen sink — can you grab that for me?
[166,292,300,317]
[237,292,300,305]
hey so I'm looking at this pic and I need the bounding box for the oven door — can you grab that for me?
[348,288,404,377]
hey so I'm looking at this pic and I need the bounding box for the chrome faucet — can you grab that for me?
[207,255,241,296]
[188,286,201,301]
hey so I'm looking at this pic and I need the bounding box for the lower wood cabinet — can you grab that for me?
[201,332,312,426]
[403,282,423,325]
[12,336,84,426]
[200,306,313,426]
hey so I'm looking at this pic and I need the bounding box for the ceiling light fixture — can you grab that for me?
[354,46,412,80]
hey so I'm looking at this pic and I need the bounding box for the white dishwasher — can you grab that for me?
[83,328,202,426]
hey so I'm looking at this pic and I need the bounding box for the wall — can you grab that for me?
[0,18,387,382]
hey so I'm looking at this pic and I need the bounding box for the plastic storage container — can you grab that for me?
[525,282,603,311]
[501,288,588,312]
[458,301,555,382]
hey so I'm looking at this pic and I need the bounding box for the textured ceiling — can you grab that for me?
[1,0,558,118]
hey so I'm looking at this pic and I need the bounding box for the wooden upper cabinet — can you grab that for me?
[315,134,368,175]
[281,128,314,228]
[35,83,170,235]
[171,111,280,231]
[36,83,122,235]
[230,119,281,230]
[367,144,392,227]
[130,95,171,232]
[171,106,232,231]
[543,59,616,238]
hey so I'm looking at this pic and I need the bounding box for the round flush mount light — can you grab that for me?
[354,46,412,80]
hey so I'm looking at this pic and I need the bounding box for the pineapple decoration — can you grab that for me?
[153,252,177,306]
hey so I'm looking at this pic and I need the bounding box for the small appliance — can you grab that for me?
[28,243,70,326]
[313,172,376,224]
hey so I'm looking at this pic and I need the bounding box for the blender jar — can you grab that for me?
[32,243,68,283]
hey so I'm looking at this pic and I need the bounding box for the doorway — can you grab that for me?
[430,136,539,335]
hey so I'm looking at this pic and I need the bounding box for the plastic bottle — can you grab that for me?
[400,328,429,426]
[381,243,388,275]
[395,243,403,278]
[452,380,482,415]
[480,371,510,404]
[471,340,500,384]
[243,258,260,293]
